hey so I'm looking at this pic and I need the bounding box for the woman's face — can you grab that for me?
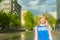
[40,17,46,23]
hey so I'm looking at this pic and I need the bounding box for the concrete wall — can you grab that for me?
[57,0,60,19]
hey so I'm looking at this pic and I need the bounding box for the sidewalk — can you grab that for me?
[0,32,20,40]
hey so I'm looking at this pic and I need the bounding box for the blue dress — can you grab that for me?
[37,26,50,40]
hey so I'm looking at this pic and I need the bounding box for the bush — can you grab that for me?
[0,10,21,32]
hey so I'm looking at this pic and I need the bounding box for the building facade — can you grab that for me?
[21,10,27,26]
[0,0,21,18]
[57,0,60,24]
[0,0,11,12]
[11,0,21,15]
[57,0,60,20]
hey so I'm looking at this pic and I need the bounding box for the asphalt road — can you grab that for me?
[52,30,60,40]
[0,30,60,40]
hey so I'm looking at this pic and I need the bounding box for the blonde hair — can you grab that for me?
[38,14,47,25]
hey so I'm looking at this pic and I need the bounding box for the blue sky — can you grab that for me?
[17,0,56,16]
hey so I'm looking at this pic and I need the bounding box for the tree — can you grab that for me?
[23,11,34,29]
[0,10,11,31]
[44,14,56,27]
[7,13,21,30]
[0,10,10,26]
[0,0,3,2]
[0,10,21,32]
[34,16,39,27]
[9,13,21,26]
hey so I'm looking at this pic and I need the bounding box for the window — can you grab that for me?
[13,4,15,6]
[13,0,15,1]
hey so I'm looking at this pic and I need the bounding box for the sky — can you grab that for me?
[17,0,56,16]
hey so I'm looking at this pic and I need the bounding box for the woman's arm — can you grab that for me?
[48,26,53,40]
[45,21,53,40]
[34,26,38,40]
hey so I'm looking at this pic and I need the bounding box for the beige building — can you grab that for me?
[49,12,57,19]
[21,10,27,26]
[0,0,21,16]
[0,0,11,12]
[0,3,2,10]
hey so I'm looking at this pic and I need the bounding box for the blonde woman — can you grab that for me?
[34,15,52,40]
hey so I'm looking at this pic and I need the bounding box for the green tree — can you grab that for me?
[0,10,10,26]
[34,16,39,27]
[0,0,3,2]
[0,10,10,31]
[23,11,34,29]
[8,13,21,30]
[0,10,21,32]
[44,14,56,27]
[9,13,21,26]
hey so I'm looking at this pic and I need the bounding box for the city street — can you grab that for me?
[0,0,59,40]
[52,30,60,40]
[0,30,60,40]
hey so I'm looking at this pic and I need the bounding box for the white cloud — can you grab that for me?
[21,5,27,9]
[28,5,46,13]
[28,0,39,6]
[17,0,28,9]
[17,0,24,5]
[28,5,44,10]
[17,0,56,15]
[45,0,56,5]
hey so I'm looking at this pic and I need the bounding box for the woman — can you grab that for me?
[34,15,52,40]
